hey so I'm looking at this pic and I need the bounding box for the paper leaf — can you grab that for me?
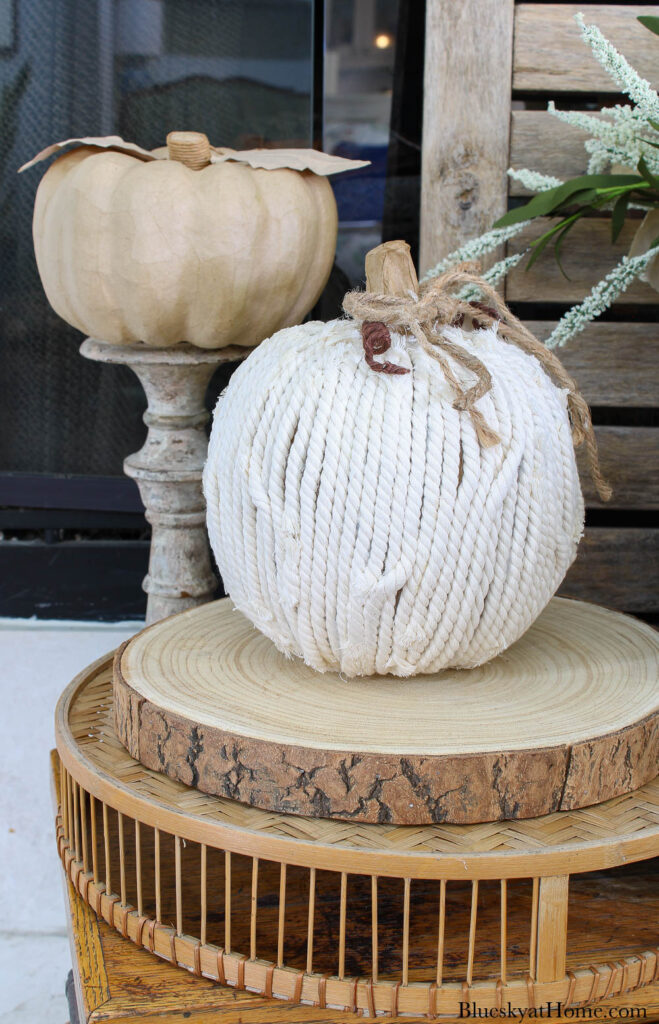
[210,147,370,175]
[19,136,158,172]
[20,137,370,177]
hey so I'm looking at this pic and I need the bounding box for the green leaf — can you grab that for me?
[637,14,659,35]
[521,207,589,273]
[611,193,630,242]
[493,174,643,228]
[525,214,577,270]
[638,155,659,189]
[525,230,556,271]
[561,187,603,206]
[649,120,659,133]
[553,218,581,279]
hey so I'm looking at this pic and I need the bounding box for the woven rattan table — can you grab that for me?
[58,855,659,1023]
[55,650,659,1020]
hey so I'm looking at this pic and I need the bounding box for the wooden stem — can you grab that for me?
[365,240,419,297]
[166,131,211,169]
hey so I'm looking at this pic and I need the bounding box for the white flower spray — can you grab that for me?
[421,221,531,282]
[545,246,659,348]
[575,12,659,123]
[507,168,564,192]
[433,12,659,347]
[547,102,659,176]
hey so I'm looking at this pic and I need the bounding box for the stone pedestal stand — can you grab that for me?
[81,338,247,624]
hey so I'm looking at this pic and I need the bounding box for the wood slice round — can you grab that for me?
[113,597,659,825]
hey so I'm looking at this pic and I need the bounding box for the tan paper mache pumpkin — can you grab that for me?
[22,131,367,348]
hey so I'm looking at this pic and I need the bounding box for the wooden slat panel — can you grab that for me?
[579,427,659,509]
[559,528,658,611]
[529,323,659,407]
[505,219,656,303]
[513,5,659,93]
[509,111,606,194]
[420,0,515,272]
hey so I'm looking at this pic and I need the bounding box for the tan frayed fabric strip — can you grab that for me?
[344,262,611,500]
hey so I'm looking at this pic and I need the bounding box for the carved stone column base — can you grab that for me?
[81,338,249,624]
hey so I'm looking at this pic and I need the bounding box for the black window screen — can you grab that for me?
[0,0,315,477]
[0,0,422,617]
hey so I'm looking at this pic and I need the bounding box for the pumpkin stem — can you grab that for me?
[365,240,419,297]
[166,131,211,170]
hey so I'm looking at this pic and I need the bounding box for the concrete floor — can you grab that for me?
[0,618,143,1023]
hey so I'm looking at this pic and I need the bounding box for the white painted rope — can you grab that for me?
[204,320,583,677]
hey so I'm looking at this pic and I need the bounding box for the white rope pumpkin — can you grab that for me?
[204,243,590,677]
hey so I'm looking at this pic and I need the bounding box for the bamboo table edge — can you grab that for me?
[60,865,659,1024]
[54,754,659,1024]
[55,652,659,882]
[52,653,659,1021]
[59,866,659,1024]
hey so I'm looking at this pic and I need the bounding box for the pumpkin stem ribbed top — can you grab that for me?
[166,131,211,169]
[346,240,611,499]
[365,240,419,297]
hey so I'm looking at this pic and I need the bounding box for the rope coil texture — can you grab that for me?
[204,278,592,677]
[344,264,610,501]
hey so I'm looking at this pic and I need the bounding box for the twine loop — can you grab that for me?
[342,263,611,501]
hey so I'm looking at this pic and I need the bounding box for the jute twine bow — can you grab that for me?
[342,262,611,501]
